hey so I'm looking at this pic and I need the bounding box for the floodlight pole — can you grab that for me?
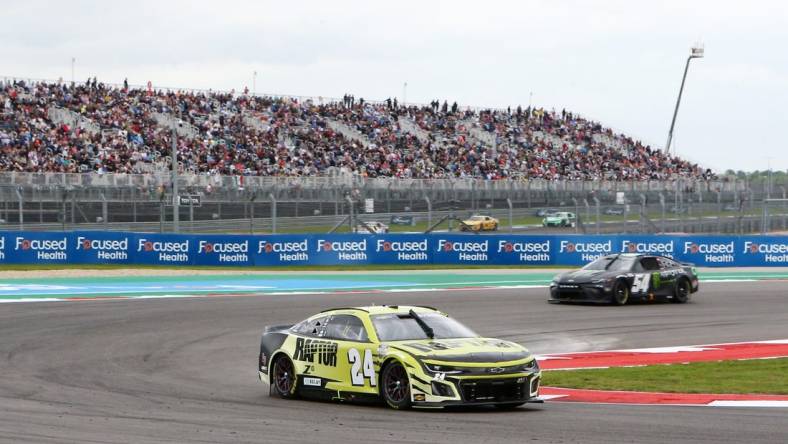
[171,126,179,233]
[665,46,704,155]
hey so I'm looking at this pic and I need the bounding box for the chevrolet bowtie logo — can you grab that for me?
[487,367,505,374]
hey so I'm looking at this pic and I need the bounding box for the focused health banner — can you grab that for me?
[0,231,785,267]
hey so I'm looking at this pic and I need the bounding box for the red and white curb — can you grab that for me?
[537,339,788,407]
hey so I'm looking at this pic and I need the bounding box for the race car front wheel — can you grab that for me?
[672,278,691,303]
[381,361,411,409]
[271,354,298,398]
[611,280,630,306]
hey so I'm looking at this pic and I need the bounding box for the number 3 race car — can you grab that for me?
[549,253,700,305]
[259,305,542,409]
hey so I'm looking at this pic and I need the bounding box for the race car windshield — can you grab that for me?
[469,216,485,221]
[583,255,635,272]
[371,312,478,341]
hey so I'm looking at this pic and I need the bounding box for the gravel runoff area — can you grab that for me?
[1,266,787,280]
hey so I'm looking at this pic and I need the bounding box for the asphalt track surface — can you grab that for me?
[1,280,787,443]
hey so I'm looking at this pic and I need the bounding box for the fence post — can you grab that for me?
[571,197,579,234]
[387,182,393,215]
[269,192,277,234]
[761,200,767,235]
[249,192,257,234]
[506,198,513,233]
[622,195,629,234]
[659,193,666,233]
[593,197,600,234]
[583,198,590,227]
[346,196,355,233]
[424,195,432,229]
[101,191,108,231]
[15,187,23,230]
[61,188,67,231]
[639,194,646,233]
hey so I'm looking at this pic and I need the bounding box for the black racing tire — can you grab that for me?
[492,223,498,231]
[672,278,691,303]
[611,280,630,306]
[381,361,411,409]
[494,402,526,410]
[271,354,298,399]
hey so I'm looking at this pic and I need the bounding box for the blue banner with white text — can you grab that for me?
[0,231,786,267]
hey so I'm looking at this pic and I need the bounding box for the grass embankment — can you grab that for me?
[541,358,788,395]
[274,208,778,234]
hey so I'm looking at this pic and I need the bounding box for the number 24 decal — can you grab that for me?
[348,348,376,386]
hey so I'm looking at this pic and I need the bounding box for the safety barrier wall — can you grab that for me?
[1,231,787,267]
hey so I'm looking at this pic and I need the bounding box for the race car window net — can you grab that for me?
[323,314,370,342]
[640,257,660,271]
[371,312,478,342]
[291,315,330,337]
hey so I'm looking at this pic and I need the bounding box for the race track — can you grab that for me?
[1,280,787,443]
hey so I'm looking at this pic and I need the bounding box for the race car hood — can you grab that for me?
[462,220,482,225]
[388,337,530,363]
[557,269,612,284]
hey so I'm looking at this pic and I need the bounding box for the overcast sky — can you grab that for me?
[3,0,786,172]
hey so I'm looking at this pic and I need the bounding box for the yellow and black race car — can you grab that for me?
[258,305,542,409]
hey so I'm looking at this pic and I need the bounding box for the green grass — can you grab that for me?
[247,208,784,234]
[542,358,788,394]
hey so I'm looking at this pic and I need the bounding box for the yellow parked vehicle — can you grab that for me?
[460,215,499,232]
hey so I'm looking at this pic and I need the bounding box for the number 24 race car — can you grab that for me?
[259,305,542,409]
[549,253,700,305]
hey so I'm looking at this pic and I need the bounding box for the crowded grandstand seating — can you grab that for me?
[0,79,715,180]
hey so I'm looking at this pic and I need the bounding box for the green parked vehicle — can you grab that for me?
[542,211,576,228]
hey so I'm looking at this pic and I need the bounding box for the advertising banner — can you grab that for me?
[368,234,430,265]
[310,235,372,265]
[3,231,70,264]
[133,233,194,266]
[71,231,133,264]
[252,235,312,266]
[488,236,554,266]
[0,231,785,267]
[192,234,253,266]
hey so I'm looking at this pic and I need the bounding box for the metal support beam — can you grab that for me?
[506,198,513,233]
[171,126,179,233]
[269,193,277,234]
[15,187,23,230]
[424,195,432,228]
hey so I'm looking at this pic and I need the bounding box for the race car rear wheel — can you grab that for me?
[271,354,298,398]
[611,280,630,306]
[381,361,411,409]
[672,278,691,303]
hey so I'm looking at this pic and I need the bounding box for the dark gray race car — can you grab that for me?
[549,253,700,305]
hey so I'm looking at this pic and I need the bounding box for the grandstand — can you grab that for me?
[1,77,715,181]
